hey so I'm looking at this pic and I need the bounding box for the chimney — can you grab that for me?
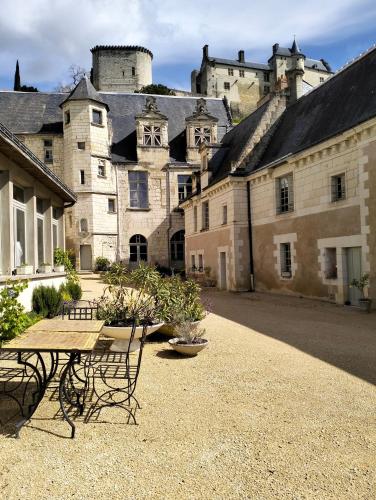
[238,50,245,63]
[272,43,279,55]
[203,44,209,59]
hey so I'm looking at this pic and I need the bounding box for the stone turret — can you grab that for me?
[287,38,306,102]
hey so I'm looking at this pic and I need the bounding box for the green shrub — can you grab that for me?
[32,285,63,318]
[65,281,82,301]
[0,280,30,345]
[95,257,110,272]
[54,248,79,284]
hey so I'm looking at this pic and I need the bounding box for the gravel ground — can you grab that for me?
[0,275,375,500]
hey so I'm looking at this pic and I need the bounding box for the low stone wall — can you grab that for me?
[0,273,67,312]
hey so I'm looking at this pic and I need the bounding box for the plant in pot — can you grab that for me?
[39,262,52,273]
[96,264,164,351]
[350,273,372,312]
[16,263,33,275]
[168,321,208,356]
[54,248,66,272]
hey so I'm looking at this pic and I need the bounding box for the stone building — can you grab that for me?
[0,120,76,309]
[0,78,230,270]
[191,40,332,119]
[182,46,376,307]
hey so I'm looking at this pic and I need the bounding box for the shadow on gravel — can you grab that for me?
[205,290,376,385]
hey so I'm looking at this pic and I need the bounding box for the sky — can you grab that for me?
[0,0,376,92]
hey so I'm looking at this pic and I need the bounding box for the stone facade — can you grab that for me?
[192,42,332,119]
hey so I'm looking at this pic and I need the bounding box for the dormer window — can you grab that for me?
[143,125,162,146]
[194,127,211,146]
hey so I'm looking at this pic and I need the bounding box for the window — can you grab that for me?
[37,217,44,267]
[280,243,292,277]
[202,201,209,230]
[228,68,234,76]
[324,248,337,279]
[80,218,88,232]
[129,171,148,208]
[52,208,59,250]
[13,186,26,267]
[178,175,193,201]
[276,174,294,214]
[170,230,185,262]
[132,66,136,76]
[191,254,196,271]
[320,77,324,83]
[53,223,58,250]
[44,139,53,164]
[92,109,103,125]
[263,85,269,95]
[69,214,73,228]
[98,160,105,177]
[222,205,228,225]
[80,170,85,185]
[64,111,70,125]
[264,72,270,82]
[194,127,211,146]
[239,69,245,78]
[193,206,198,232]
[331,174,346,202]
[198,254,204,271]
[77,142,85,150]
[143,125,162,146]
[129,234,147,262]
[224,82,230,91]
[108,198,116,213]
[36,197,44,215]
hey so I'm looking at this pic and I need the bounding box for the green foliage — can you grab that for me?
[350,273,370,298]
[32,285,63,318]
[95,257,111,272]
[135,83,175,96]
[0,280,30,345]
[54,248,79,284]
[65,281,82,301]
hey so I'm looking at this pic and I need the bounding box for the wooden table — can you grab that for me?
[1,320,104,438]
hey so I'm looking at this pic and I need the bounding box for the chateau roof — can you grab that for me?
[0,120,76,203]
[269,46,331,72]
[0,91,231,163]
[60,76,109,109]
[91,45,153,59]
[207,56,270,71]
[255,45,376,170]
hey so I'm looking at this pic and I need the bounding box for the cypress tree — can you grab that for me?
[14,60,21,91]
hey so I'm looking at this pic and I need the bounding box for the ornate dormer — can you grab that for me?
[185,98,218,163]
[135,96,169,157]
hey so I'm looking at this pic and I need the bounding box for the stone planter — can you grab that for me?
[359,298,372,313]
[54,265,65,273]
[168,338,208,356]
[16,265,33,275]
[39,265,52,274]
[102,322,164,352]
[159,320,201,337]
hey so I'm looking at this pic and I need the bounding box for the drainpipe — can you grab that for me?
[246,180,255,291]
[166,167,172,268]
[115,164,121,262]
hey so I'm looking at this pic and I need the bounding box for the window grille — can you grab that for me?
[276,174,294,214]
[143,125,162,146]
[331,174,346,202]
[129,234,147,262]
[202,201,209,230]
[178,175,193,201]
[194,127,211,146]
[280,243,292,277]
[43,139,53,163]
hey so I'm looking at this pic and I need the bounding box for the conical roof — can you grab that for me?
[60,76,108,109]
[291,37,303,55]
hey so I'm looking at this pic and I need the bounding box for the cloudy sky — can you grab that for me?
[1,0,376,91]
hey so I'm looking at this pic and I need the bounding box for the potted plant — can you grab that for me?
[16,263,33,275]
[350,273,372,312]
[39,262,52,273]
[168,322,208,356]
[54,248,65,272]
[96,264,164,351]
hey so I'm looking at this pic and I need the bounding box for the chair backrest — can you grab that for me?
[125,321,149,388]
[61,302,98,320]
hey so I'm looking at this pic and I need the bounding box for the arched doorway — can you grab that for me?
[170,230,185,270]
[129,234,147,265]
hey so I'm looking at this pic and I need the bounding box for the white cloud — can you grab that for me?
[0,0,375,88]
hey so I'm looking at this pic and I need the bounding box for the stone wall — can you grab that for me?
[18,134,64,179]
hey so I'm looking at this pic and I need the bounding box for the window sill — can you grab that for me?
[138,145,169,150]
[331,198,346,204]
[107,211,117,214]
[126,207,151,212]
[97,175,107,179]
[200,228,209,232]
[276,209,294,216]
[91,122,105,128]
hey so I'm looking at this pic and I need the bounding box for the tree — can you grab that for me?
[135,84,175,96]
[14,60,20,91]
[55,64,87,92]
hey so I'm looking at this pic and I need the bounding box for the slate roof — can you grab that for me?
[254,46,376,170]
[207,56,271,71]
[269,46,331,72]
[0,91,231,163]
[60,76,108,109]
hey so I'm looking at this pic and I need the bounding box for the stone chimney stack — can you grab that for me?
[203,45,209,59]
[238,50,245,63]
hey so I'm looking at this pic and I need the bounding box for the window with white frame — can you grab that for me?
[178,175,193,202]
[280,243,292,277]
[13,186,26,267]
[128,171,148,208]
[324,248,337,279]
[98,160,106,177]
[44,140,53,164]
[143,125,162,146]
[36,197,45,267]
[193,206,198,232]
[331,174,346,202]
[202,201,209,230]
[222,205,228,225]
[276,174,294,214]
[194,127,211,146]
[129,234,147,262]
[52,207,60,251]
[228,68,234,76]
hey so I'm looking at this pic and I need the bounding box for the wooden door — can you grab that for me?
[346,247,362,304]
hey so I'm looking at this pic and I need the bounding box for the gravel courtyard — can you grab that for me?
[0,275,375,499]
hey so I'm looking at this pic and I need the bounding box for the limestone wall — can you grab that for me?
[17,134,64,179]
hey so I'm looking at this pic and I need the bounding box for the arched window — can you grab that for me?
[170,230,185,262]
[129,234,147,262]
[80,218,88,232]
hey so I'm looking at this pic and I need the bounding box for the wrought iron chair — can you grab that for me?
[61,301,98,320]
[84,322,149,425]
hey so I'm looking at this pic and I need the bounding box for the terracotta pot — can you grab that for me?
[168,338,208,356]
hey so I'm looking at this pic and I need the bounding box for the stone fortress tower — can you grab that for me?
[91,45,153,92]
